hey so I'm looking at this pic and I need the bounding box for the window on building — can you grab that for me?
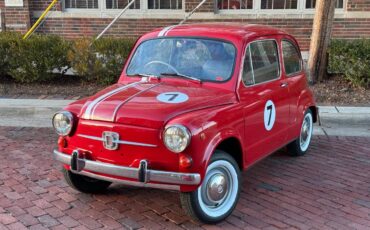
[148,0,182,9]
[242,40,280,86]
[261,0,298,9]
[282,40,302,75]
[305,0,344,9]
[106,0,140,9]
[217,0,253,10]
[65,0,99,9]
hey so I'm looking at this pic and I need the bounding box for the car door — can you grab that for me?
[238,38,290,165]
[280,38,306,141]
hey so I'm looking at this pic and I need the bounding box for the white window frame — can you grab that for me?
[217,0,346,14]
[63,0,185,13]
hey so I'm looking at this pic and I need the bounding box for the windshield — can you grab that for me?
[126,38,236,82]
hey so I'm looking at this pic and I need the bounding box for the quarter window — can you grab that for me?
[242,40,280,86]
[282,40,302,75]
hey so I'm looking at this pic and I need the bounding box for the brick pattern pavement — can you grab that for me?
[0,127,369,229]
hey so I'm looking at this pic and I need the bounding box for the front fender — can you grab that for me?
[202,129,244,175]
[168,104,244,192]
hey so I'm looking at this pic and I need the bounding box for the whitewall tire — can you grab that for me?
[288,110,313,156]
[180,150,241,223]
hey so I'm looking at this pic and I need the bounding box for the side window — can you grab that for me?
[242,46,254,86]
[242,40,280,86]
[282,40,302,75]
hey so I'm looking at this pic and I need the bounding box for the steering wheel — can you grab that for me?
[143,61,179,74]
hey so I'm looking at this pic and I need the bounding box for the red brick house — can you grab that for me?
[0,0,369,56]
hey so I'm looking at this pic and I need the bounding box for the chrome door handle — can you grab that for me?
[280,82,289,88]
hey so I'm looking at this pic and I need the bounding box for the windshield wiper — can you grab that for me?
[160,72,202,83]
[129,73,160,79]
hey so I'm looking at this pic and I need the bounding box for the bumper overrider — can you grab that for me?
[53,149,201,191]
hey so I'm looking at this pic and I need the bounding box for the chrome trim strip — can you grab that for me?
[77,134,157,147]
[111,83,161,122]
[83,82,140,120]
[53,149,201,187]
[78,171,180,191]
[158,25,176,37]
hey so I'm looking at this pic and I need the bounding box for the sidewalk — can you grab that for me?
[0,99,369,136]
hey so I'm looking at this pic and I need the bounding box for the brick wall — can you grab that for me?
[29,0,62,11]
[3,0,369,51]
[34,17,370,51]
[347,0,370,11]
[2,0,31,32]
[185,0,214,12]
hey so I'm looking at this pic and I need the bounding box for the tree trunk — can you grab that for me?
[307,0,336,84]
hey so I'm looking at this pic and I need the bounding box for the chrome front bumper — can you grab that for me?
[53,149,201,191]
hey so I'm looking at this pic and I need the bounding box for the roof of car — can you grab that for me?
[143,23,287,41]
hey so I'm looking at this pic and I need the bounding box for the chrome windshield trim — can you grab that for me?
[77,134,157,148]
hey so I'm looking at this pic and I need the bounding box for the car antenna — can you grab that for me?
[95,0,136,41]
[179,0,208,25]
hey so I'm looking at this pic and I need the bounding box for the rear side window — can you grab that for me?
[282,40,302,75]
[242,40,280,86]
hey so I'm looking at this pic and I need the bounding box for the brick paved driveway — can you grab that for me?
[0,127,369,230]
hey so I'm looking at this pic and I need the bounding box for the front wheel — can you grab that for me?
[287,109,313,156]
[180,151,241,224]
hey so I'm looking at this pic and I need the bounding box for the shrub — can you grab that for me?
[7,34,71,83]
[328,39,370,88]
[0,32,21,78]
[68,37,135,85]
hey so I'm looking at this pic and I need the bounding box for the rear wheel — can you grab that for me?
[180,150,241,224]
[287,110,313,156]
[63,168,111,193]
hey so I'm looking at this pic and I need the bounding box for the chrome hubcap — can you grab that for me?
[300,113,312,151]
[206,173,228,204]
[197,160,239,218]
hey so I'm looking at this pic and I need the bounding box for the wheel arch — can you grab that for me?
[203,132,244,175]
[214,138,243,170]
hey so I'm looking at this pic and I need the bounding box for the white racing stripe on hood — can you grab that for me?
[111,83,161,122]
[158,25,177,37]
[83,81,140,120]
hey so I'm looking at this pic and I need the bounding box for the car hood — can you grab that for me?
[78,80,236,129]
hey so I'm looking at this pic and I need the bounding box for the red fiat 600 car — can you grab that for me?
[52,23,317,223]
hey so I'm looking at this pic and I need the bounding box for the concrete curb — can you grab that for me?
[0,99,369,137]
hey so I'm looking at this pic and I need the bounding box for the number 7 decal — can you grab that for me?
[157,92,189,104]
[164,93,179,101]
[264,100,276,131]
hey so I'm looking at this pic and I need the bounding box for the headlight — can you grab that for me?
[163,125,191,153]
[52,111,74,136]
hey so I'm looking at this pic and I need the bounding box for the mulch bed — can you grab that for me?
[0,75,105,100]
[310,75,370,106]
[0,75,369,106]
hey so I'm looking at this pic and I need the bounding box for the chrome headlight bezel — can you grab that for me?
[163,125,191,153]
[52,111,74,136]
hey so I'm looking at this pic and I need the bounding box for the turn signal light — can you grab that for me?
[179,154,192,169]
[58,136,68,148]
